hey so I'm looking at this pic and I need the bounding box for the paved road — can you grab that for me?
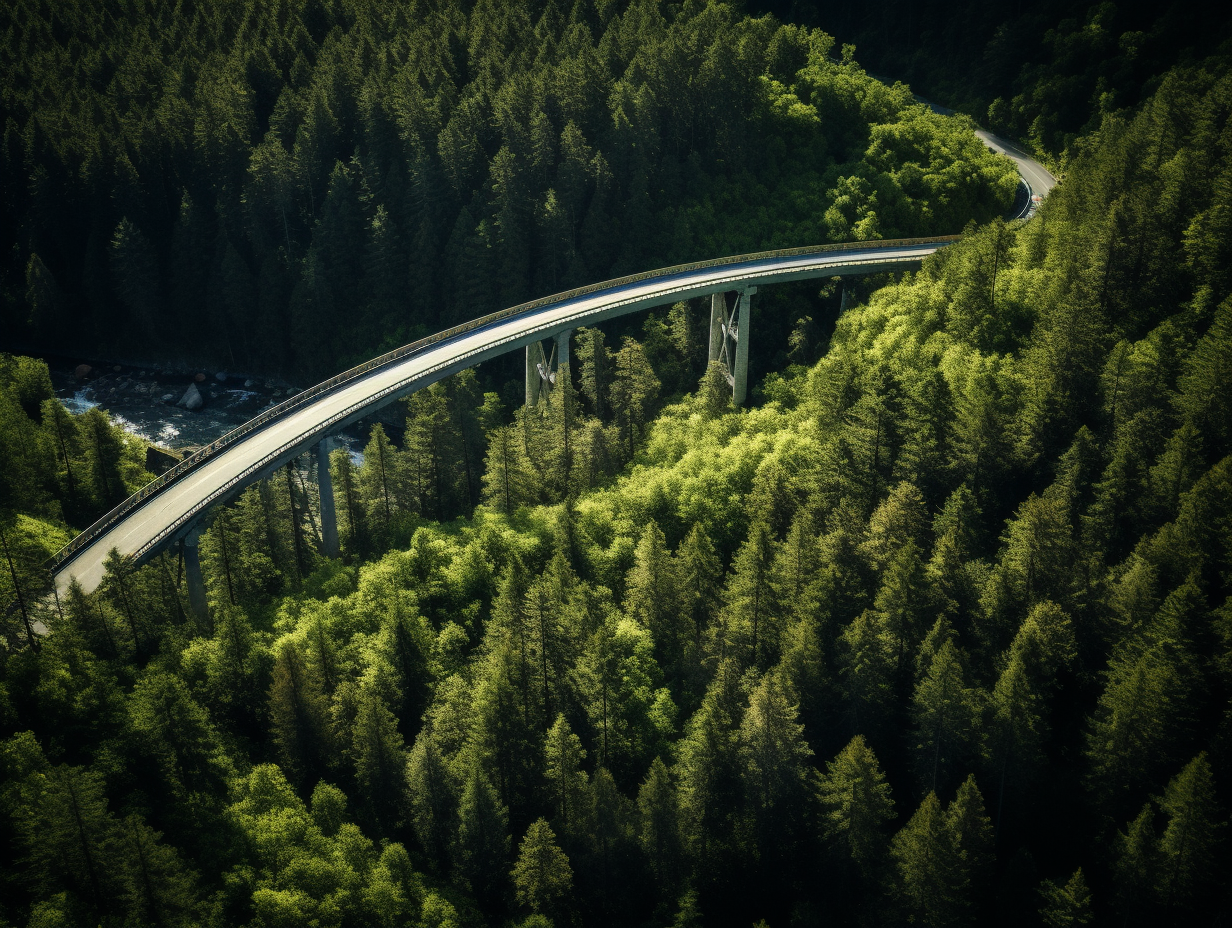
[976,129,1058,200]
[52,240,951,596]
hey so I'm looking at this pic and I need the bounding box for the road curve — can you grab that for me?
[976,130,1058,202]
[51,239,954,596]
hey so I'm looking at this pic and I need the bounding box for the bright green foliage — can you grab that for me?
[6,13,1232,927]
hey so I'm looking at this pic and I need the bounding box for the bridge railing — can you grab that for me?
[49,235,957,574]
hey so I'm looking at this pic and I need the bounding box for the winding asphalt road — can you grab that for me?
[51,127,1057,598]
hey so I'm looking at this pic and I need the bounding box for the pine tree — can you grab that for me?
[818,735,895,881]
[1038,869,1093,927]
[513,818,573,918]
[407,728,457,869]
[545,713,589,838]
[739,672,813,861]
[482,424,533,513]
[891,792,968,927]
[678,522,722,651]
[912,639,981,795]
[717,519,777,671]
[19,764,121,919]
[575,326,611,420]
[948,775,994,912]
[676,659,745,868]
[1157,753,1223,913]
[351,687,409,830]
[627,520,686,683]
[1113,804,1160,927]
[986,652,1042,832]
[840,610,897,741]
[455,767,511,911]
[269,640,333,788]
[116,814,199,927]
[359,424,404,544]
[638,756,684,899]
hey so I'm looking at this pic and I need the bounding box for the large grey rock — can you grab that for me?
[178,383,204,411]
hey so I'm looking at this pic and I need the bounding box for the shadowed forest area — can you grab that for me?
[2,2,1232,928]
[0,0,1015,379]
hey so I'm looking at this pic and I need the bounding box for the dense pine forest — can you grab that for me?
[0,0,1016,377]
[3,1,1232,928]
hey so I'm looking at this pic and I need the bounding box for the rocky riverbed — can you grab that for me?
[50,361,299,450]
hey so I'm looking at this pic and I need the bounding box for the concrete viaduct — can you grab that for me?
[48,127,1056,619]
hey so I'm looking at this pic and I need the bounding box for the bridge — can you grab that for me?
[49,127,1057,615]
[49,238,953,607]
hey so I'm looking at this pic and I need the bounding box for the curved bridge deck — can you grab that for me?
[53,237,958,595]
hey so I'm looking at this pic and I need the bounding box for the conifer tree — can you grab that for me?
[1157,753,1223,913]
[627,520,686,682]
[455,767,511,911]
[718,519,777,671]
[739,672,812,859]
[351,687,409,830]
[1113,803,1160,927]
[269,640,334,789]
[545,714,589,838]
[892,792,969,927]
[1038,869,1093,927]
[407,728,457,868]
[912,639,981,795]
[638,756,684,899]
[818,735,895,881]
[513,818,573,919]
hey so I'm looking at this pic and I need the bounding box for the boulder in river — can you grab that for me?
[74,364,92,380]
[215,371,227,382]
[178,383,205,411]
[194,372,206,383]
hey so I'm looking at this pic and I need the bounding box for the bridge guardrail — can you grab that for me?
[49,235,957,575]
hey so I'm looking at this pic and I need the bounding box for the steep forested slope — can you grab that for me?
[3,52,1231,928]
[0,0,1015,378]
[756,0,1232,162]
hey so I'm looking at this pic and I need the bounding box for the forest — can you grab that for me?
[0,0,1016,379]
[3,1,1232,928]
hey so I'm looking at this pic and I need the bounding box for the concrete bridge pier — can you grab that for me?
[733,287,755,406]
[709,292,726,362]
[317,438,339,558]
[183,529,209,624]
[526,342,544,407]
[556,329,571,370]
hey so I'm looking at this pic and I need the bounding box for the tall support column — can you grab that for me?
[733,288,755,406]
[556,329,571,369]
[183,529,209,624]
[526,342,542,407]
[708,292,726,361]
[317,438,339,558]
